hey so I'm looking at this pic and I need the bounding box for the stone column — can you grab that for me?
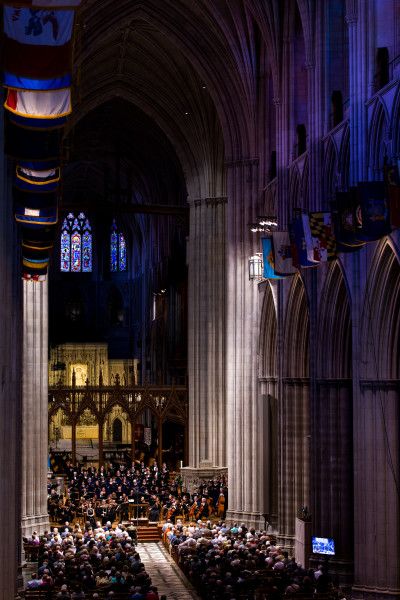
[130,419,136,464]
[224,159,266,528]
[0,119,23,598]
[352,383,400,598]
[278,379,310,550]
[311,380,353,581]
[158,416,163,469]
[21,278,50,537]
[186,195,226,475]
[346,0,371,185]
[259,379,279,528]
[98,419,104,467]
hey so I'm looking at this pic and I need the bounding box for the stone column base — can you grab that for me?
[225,510,271,531]
[181,465,227,494]
[22,514,49,538]
[351,586,400,600]
[277,532,295,553]
[309,556,354,585]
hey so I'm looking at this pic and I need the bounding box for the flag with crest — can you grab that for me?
[261,237,281,279]
[308,212,336,262]
[289,210,319,268]
[332,189,365,251]
[272,231,297,275]
[355,181,390,241]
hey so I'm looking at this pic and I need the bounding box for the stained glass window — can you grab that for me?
[82,218,92,272]
[60,218,70,272]
[110,220,127,272]
[60,212,92,272]
[110,221,118,272]
[119,233,127,271]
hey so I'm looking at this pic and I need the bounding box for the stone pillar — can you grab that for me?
[130,420,136,464]
[158,416,163,469]
[346,0,371,185]
[21,278,50,538]
[351,383,400,599]
[311,380,353,581]
[278,379,310,550]
[0,120,22,598]
[224,159,266,528]
[98,419,104,467]
[187,195,226,471]
[259,380,279,529]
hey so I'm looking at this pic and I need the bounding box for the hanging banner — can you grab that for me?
[15,205,58,225]
[17,166,60,185]
[355,182,391,242]
[308,212,336,262]
[271,231,297,275]
[4,72,71,90]
[4,42,72,80]
[14,176,59,193]
[4,7,75,45]
[331,189,365,252]
[18,158,60,171]
[5,118,62,160]
[261,237,281,279]
[13,186,58,208]
[384,162,400,229]
[5,1,81,7]
[289,210,319,268]
[5,88,71,129]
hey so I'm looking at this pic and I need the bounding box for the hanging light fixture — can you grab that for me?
[248,253,264,281]
[249,216,278,233]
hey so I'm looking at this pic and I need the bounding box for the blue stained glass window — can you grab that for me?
[119,233,127,271]
[60,212,92,272]
[71,231,81,272]
[110,220,127,272]
[60,218,70,272]
[110,227,118,272]
[82,218,92,272]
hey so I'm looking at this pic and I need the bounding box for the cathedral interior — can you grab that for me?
[0,1,400,599]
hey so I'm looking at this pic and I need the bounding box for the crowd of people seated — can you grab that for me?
[162,520,346,600]
[48,458,228,526]
[24,522,165,599]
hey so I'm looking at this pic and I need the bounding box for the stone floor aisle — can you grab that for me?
[136,542,201,600]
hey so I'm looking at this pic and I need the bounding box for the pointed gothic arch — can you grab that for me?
[368,100,390,177]
[314,260,354,570]
[317,261,352,379]
[361,241,400,379]
[323,137,339,205]
[259,282,277,379]
[284,274,309,378]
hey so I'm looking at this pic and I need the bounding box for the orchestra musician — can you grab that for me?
[188,495,199,520]
[217,490,226,518]
[86,501,95,525]
[118,493,130,522]
[195,497,209,520]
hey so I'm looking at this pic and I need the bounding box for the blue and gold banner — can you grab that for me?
[262,237,281,279]
[355,182,390,242]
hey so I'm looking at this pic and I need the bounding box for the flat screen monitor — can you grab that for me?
[312,536,335,555]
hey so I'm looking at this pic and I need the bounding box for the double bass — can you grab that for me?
[188,500,198,520]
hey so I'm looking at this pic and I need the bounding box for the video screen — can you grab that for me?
[312,536,335,555]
